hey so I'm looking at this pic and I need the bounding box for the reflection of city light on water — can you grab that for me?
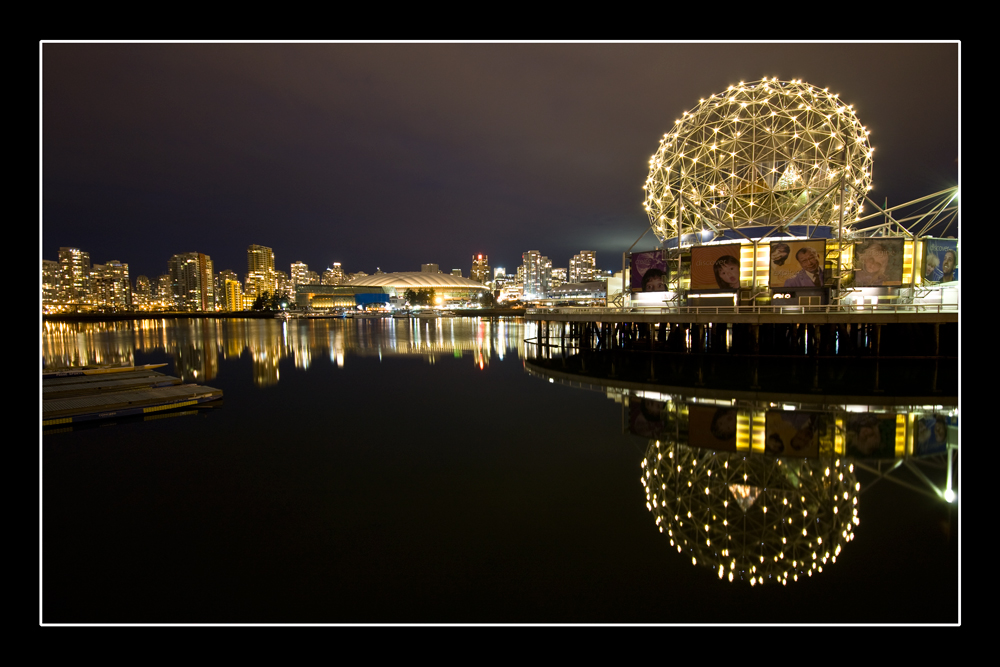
[642,442,857,586]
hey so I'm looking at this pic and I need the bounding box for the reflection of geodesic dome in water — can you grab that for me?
[641,441,859,586]
[643,79,873,242]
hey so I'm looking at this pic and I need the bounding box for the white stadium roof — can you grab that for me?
[350,272,489,289]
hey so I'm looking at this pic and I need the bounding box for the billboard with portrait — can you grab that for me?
[922,238,958,284]
[688,404,738,452]
[764,410,834,458]
[690,244,743,290]
[853,238,905,287]
[845,412,898,459]
[915,413,952,455]
[768,240,826,288]
[631,249,669,292]
[629,396,668,439]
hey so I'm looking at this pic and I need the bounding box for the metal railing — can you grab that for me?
[526,303,958,316]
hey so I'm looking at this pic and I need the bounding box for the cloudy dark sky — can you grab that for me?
[41,42,959,281]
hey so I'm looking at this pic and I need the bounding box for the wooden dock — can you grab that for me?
[42,367,223,426]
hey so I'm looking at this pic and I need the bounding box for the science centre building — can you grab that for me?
[629,78,958,310]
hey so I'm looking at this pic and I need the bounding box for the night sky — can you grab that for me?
[41,42,959,282]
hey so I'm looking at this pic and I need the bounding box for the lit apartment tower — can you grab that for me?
[156,274,172,309]
[322,262,345,285]
[471,254,490,284]
[304,270,320,285]
[521,250,551,299]
[247,244,275,299]
[91,260,131,311]
[225,278,244,312]
[58,247,91,304]
[569,251,596,284]
[274,270,291,297]
[168,252,215,311]
[217,269,239,311]
[42,260,60,310]
[550,267,567,290]
[291,261,309,288]
[134,275,152,311]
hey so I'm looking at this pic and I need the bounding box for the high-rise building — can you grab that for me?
[247,244,275,299]
[550,267,567,291]
[217,270,240,311]
[522,251,551,299]
[225,278,244,312]
[134,275,153,311]
[58,247,91,305]
[168,252,215,311]
[322,262,346,285]
[156,274,173,309]
[42,260,60,310]
[471,254,490,284]
[291,261,309,288]
[91,260,131,311]
[569,251,597,284]
[274,270,291,297]
[421,263,441,273]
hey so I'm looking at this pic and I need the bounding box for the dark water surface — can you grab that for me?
[41,317,959,624]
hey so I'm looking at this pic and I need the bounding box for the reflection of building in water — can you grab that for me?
[642,440,858,586]
[43,320,135,369]
[523,363,958,584]
[42,318,529,385]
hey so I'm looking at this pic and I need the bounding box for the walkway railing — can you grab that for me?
[526,303,959,317]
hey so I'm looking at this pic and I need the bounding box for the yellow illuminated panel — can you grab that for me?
[834,416,844,455]
[897,414,908,457]
[902,240,914,284]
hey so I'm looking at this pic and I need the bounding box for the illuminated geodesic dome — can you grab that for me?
[643,78,874,243]
[641,441,859,586]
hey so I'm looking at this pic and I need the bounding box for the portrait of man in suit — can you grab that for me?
[784,247,824,287]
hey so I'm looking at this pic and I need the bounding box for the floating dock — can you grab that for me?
[42,366,223,426]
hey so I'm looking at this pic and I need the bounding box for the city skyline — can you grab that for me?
[42,42,959,281]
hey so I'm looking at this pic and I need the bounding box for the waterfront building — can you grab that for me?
[58,247,91,306]
[216,270,240,311]
[42,260,60,311]
[275,270,291,297]
[290,261,309,288]
[134,275,153,311]
[348,272,490,309]
[168,252,216,312]
[225,278,244,312]
[322,262,345,285]
[550,267,567,291]
[247,244,275,299]
[628,78,958,310]
[90,260,131,311]
[155,274,173,309]
[471,254,490,284]
[498,284,523,303]
[569,251,596,284]
[304,270,320,285]
[522,251,551,300]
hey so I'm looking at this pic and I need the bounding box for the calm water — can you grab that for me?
[41,317,959,624]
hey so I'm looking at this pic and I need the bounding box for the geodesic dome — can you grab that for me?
[643,78,874,244]
[641,441,859,587]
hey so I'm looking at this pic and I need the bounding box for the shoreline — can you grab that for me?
[42,308,528,323]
